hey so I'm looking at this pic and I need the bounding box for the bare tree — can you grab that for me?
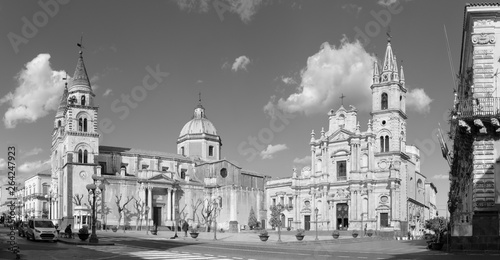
[201,199,217,232]
[191,199,203,223]
[133,198,145,231]
[115,194,134,231]
[73,194,84,206]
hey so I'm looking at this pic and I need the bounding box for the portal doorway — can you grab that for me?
[153,207,161,227]
[337,203,349,230]
[304,215,311,230]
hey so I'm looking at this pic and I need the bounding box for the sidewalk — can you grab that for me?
[90,228,390,246]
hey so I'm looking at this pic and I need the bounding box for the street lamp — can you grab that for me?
[86,174,105,244]
[315,207,319,241]
[277,203,283,243]
[213,198,220,240]
[44,191,54,220]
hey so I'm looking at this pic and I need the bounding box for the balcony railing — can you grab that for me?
[455,97,500,118]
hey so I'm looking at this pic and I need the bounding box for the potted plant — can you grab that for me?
[189,227,199,239]
[258,229,269,242]
[111,226,118,232]
[78,225,89,241]
[332,230,340,239]
[295,228,305,241]
[150,225,158,235]
[367,229,373,237]
[425,217,447,250]
[352,230,359,238]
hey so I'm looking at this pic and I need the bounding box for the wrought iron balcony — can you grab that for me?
[454,97,500,119]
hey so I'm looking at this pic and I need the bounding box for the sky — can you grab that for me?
[0,0,480,216]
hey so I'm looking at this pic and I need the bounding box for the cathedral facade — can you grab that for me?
[266,40,437,236]
[50,49,267,232]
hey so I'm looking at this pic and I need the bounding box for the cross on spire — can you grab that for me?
[340,93,346,106]
[77,34,84,54]
[62,72,69,87]
[387,26,392,42]
[198,92,202,104]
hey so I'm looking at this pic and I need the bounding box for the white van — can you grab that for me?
[25,218,57,241]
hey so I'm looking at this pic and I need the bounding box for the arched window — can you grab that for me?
[83,150,88,163]
[83,118,88,132]
[78,118,83,131]
[385,135,390,152]
[81,96,86,106]
[58,120,61,127]
[380,136,384,152]
[381,93,388,110]
[78,149,83,163]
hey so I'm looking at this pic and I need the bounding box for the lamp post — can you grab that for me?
[213,198,219,240]
[277,203,283,243]
[86,174,105,244]
[315,207,319,241]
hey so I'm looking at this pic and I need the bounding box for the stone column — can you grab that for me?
[256,189,261,220]
[333,201,337,230]
[172,188,177,228]
[167,188,172,221]
[229,186,238,232]
[147,187,153,226]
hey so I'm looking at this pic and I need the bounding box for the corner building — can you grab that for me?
[266,39,437,236]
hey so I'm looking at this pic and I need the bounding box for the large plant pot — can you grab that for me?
[190,232,199,239]
[332,234,339,239]
[296,235,304,241]
[78,233,89,241]
[367,233,373,237]
[150,230,157,235]
[259,235,269,242]
[352,233,358,238]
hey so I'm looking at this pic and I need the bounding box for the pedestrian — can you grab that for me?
[364,224,367,236]
[407,231,411,240]
[182,220,189,237]
[65,224,72,238]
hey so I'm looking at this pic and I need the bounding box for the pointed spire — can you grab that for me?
[373,60,380,84]
[310,129,316,143]
[321,127,325,138]
[70,39,92,92]
[56,83,68,119]
[400,62,405,85]
[382,40,395,73]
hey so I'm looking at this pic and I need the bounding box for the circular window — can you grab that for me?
[220,168,227,178]
[382,120,386,125]
[380,196,388,203]
[304,200,310,207]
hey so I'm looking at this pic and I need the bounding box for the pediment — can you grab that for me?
[148,173,174,183]
[328,128,354,142]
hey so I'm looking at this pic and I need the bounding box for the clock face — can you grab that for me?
[79,171,87,179]
[379,161,387,169]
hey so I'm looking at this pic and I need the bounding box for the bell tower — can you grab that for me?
[371,36,407,154]
[51,43,100,226]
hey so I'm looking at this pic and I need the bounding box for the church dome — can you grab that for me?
[179,104,218,138]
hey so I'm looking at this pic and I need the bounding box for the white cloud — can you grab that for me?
[377,0,398,6]
[103,89,113,97]
[196,80,203,84]
[222,61,231,70]
[18,159,50,173]
[0,54,66,128]
[342,4,362,17]
[293,155,311,164]
[407,88,433,114]
[432,174,448,180]
[232,55,251,72]
[174,0,264,23]
[260,144,288,159]
[0,158,5,169]
[22,147,43,158]
[281,76,296,85]
[264,37,375,116]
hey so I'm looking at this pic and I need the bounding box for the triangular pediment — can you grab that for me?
[328,128,355,142]
[148,173,174,183]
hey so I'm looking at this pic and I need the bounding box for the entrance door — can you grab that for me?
[304,215,311,231]
[337,203,349,230]
[380,213,389,227]
[153,207,161,226]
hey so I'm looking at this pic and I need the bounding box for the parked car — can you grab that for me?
[17,222,28,237]
[25,218,57,241]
